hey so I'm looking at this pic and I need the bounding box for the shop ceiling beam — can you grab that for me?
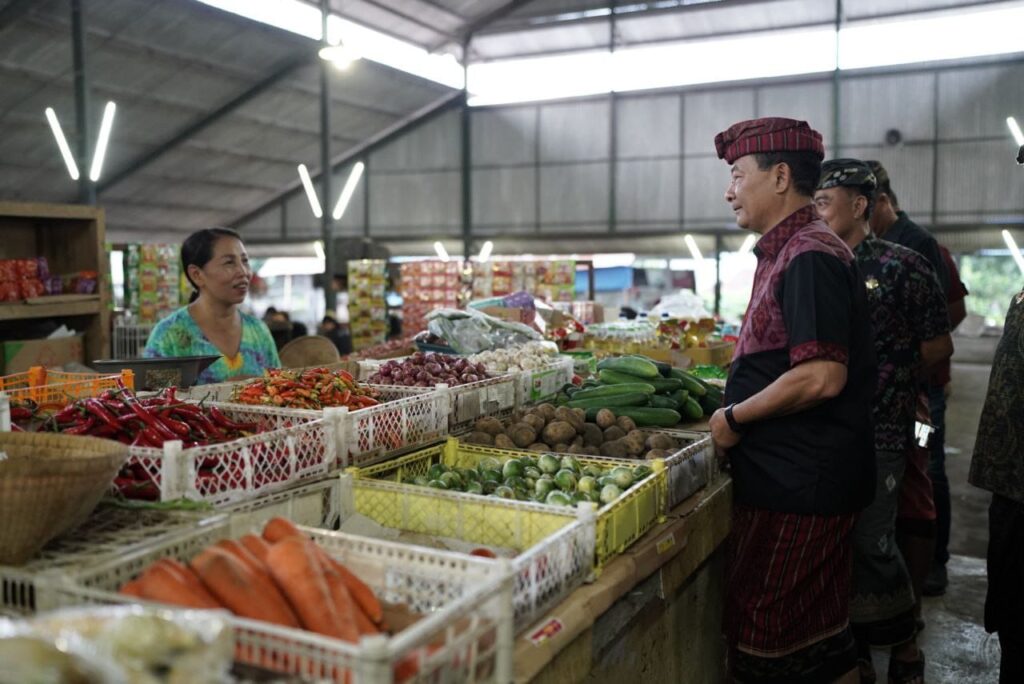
[411,0,467,22]
[431,0,539,52]
[71,0,95,205]
[97,52,313,194]
[359,0,459,43]
[319,0,335,314]
[228,89,465,229]
[0,0,35,32]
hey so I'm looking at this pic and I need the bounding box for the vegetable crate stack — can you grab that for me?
[348,260,388,352]
[349,437,668,573]
[360,353,519,432]
[48,516,516,683]
[337,473,596,633]
[399,260,463,336]
[467,342,574,405]
[187,367,451,470]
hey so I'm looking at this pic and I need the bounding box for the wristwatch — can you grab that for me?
[724,403,745,434]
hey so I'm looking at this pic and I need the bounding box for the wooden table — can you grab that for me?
[514,474,733,683]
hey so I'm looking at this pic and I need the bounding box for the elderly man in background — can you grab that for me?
[711,118,876,684]
[815,159,952,684]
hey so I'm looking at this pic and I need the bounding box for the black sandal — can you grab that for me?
[887,651,925,684]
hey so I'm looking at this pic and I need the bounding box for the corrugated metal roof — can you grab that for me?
[0,0,453,241]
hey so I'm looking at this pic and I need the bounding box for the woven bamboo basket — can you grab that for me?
[0,433,129,565]
[279,335,341,369]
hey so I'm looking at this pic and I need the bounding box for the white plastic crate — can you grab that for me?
[512,356,575,406]
[660,429,716,508]
[221,476,343,537]
[112,321,156,359]
[338,475,595,634]
[186,382,450,470]
[47,520,515,684]
[0,506,213,617]
[118,402,336,506]
[358,359,519,434]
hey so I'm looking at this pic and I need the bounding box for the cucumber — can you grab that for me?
[567,393,650,409]
[608,407,682,428]
[649,394,680,410]
[599,369,682,393]
[571,382,656,400]
[671,389,690,406]
[699,393,723,416]
[681,396,704,421]
[704,384,724,405]
[648,377,683,393]
[629,355,672,378]
[596,356,660,379]
[669,369,707,397]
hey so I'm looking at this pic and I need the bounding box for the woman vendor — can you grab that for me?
[144,228,280,385]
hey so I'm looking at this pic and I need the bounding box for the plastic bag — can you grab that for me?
[426,308,540,354]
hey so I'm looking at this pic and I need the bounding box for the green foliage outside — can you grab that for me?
[959,255,1023,327]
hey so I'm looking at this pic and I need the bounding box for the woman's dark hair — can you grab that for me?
[181,227,243,303]
[753,151,822,198]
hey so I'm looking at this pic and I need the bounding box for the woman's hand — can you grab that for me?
[710,407,741,463]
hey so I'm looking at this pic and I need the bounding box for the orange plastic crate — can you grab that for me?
[0,366,135,411]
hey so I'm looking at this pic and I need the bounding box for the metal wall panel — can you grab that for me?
[284,191,320,239]
[757,80,835,151]
[370,110,461,171]
[937,63,1024,140]
[615,159,680,223]
[936,140,1024,214]
[368,171,461,232]
[839,144,934,217]
[683,157,732,224]
[539,163,610,224]
[683,89,755,155]
[472,167,537,229]
[471,106,537,166]
[539,101,611,162]
[616,95,681,158]
[839,73,935,146]
[237,207,281,240]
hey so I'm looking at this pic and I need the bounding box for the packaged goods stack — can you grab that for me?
[348,259,388,351]
[124,244,180,323]
[537,259,576,303]
[400,260,462,335]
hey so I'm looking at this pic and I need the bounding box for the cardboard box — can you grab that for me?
[2,335,84,374]
[679,341,735,367]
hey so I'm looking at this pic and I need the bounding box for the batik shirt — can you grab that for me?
[724,206,877,515]
[854,237,948,454]
[969,289,1024,504]
[143,307,281,385]
[884,211,950,297]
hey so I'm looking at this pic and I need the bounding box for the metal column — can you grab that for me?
[608,1,617,233]
[320,0,335,315]
[71,0,95,205]
[460,39,472,261]
[831,0,842,152]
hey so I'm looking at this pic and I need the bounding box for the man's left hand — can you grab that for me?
[710,407,741,459]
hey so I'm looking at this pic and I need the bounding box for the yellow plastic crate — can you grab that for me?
[348,437,667,573]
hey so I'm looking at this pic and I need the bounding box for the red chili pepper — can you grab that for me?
[114,476,160,501]
[9,423,24,432]
[83,398,120,431]
[159,414,191,439]
[64,417,97,435]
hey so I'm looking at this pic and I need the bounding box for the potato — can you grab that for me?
[523,413,547,433]
[494,434,516,450]
[623,432,646,457]
[616,416,638,433]
[542,420,577,447]
[537,403,557,422]
[509,423,537,448]
[474,417,506,436]
[528,442,549,452]
[464,431,495,446]
[582,445,601,456]
[645,448,669,459]
[554,407,583,433]
[603,425,626,443]
[595,409,617,429]
[554,443,570,452]
[571,407,586,424]
[599,439,629,459]
[571,435,584,448]
[581,423,604,447]
[568,444,587,455]
[646,433,676,451]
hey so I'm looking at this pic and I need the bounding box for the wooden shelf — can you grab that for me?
[0,300,102,321]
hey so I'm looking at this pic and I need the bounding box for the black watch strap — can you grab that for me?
[725,403,745,434]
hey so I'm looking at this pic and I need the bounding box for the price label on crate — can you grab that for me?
[527,618,564,646]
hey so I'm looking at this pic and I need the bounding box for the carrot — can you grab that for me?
[191,547,299,628]
[239,534,271,564]
[136,563,222,609]
[262,516,303,543]
[353,600,380,636]
[319,557,362,642]
[153,558,220,606]
[266,536,351,639]
[322,554,384,627]
[215,539,269,579]
[119,579,144,598]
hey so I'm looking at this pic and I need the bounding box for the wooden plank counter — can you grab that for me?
[514,473,733,683]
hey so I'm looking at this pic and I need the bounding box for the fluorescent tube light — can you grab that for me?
[684,235,704,261]
[45,107,79,180]
[738,234,757,255]
[1008,116,1024,146]
[88,101,116,182]
[332,161,365,220]
[319,42,359,70]
[1002,229,1024,275]
[434,241,450,262]
[313,240,325,261]
[297,164,323,218]
[477,240,494,263]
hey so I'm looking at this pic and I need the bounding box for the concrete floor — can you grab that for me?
[870,346,1003,682]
